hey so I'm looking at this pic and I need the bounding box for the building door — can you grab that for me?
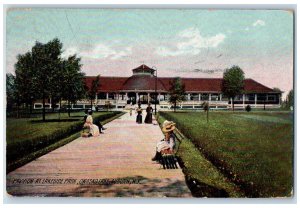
[127,92,136,105]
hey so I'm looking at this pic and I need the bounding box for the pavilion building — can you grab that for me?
[34,64,282,110]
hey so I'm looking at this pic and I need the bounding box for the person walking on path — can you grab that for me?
[136,103,143,124]
[144,103,153,124]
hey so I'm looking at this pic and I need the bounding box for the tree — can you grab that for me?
[14,52,37,116]
[202,101,209,122]
[6,73,17,113]
[14,38,86,121]
[273,87,281,93]
[86,75,100,110]
[222,65,245,111]
[31,38,63,121]
[287,89,294,109]
[168,77,186,112]
[61,55,86,117]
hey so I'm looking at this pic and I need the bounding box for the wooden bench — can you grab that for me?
[159,131,183,169]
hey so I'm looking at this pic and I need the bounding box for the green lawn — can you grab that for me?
[157,115,244,197]
[6,111,123,172]
[159,111,293,197]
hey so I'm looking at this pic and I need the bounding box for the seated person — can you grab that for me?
[83,110,106,133]
[82,111,100,137]
[152,120,176,161]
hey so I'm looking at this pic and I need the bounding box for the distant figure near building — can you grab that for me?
[129,108,133,116]
[144,103,153,124]
[136,103,143,124]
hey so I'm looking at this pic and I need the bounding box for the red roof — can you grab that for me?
[132,64,155,73]
[84,76,277,93]
[84,76,128,92]
[122,75,166,91]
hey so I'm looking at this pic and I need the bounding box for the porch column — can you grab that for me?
[242,94,245,108]
[95,93,98,104]
[209,94,211,101]
[199,93,201,101]
[115,93,118,108]
[219,94,222,101]
[136,92,139,103]
[255,94,257,107]
[158,93,161,102]
[278,94,281,105]
[187,93,191,101]
[106,92,109,100]
[147,93,150,103]
[125,92,128,101]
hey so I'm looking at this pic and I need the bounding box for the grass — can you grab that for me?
[159,111,293,197]
[6,111,124,172]
[157,115,244,197]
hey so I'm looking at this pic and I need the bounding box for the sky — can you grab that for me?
[6,8,294,98]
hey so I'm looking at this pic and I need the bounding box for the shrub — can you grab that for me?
[245,105,251,112]
[7,111,122,166]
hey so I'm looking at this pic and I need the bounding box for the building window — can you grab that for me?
[98,92,106,99]
[108,93,115,100]
[246,94,255,101]
[119,92,125,100]
[221,94,229,101]
[234,95,243,101]
[191,93,199,101]
[211,93,220,101]
[201,93,209,101]
[257,94,267,101]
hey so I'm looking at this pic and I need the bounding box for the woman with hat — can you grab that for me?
[136,102,143,124]
[82,110,100,137]
[144,103,153,124]
[151,120,176,161]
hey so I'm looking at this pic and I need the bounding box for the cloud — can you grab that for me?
[155,27,226,57]
[253,20,265,27]
[245,27,249,31]
[62,44,132,60]
[61,47,79,58]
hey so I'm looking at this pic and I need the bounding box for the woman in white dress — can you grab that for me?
[82,113,100,137]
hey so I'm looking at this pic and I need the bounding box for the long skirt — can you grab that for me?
[89,124,100,136]
[144,113,152,123]
[156,141,171,152]
[136,114,142,124]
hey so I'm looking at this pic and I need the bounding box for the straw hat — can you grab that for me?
[162,120,176,133]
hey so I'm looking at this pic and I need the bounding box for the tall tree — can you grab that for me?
[287,89,294,109]
[62,55,86,117]
[6,73,17,113]
[86,75,100,109]
[31,38,63,121]
[168,77,186,112]
[222,65,245,111]
[14,52,37,116]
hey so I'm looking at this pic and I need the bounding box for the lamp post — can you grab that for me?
[152,66,158,115]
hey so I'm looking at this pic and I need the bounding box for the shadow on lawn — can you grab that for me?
[30,119,81,123]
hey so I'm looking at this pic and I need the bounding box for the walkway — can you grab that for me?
[6,112,192,197]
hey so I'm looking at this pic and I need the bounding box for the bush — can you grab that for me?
[245,105,251,112]
[7,111,122,167]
